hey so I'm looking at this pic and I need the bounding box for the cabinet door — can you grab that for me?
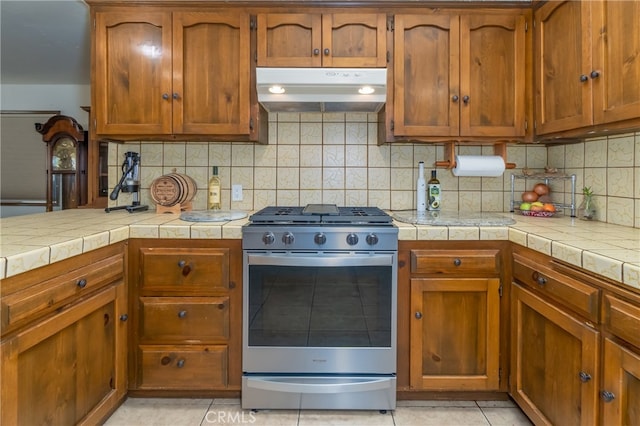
[321,14,387,67]
[0,285,126,425]
[173,12,251,135]
[94,11,173,135]
[534,1,593,135]
[394,15,460,137]
[460,14,526,137]
[410,277,500,390]
[601,338,640,425]
[591,0,640,125]
[257,14,322,67]
[510,283,599,426]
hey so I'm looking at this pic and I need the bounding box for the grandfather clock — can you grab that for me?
[36,115,87,211]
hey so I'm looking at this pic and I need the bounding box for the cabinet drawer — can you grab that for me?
[140,248,229,294]
[1,254,123,330]
[140,297,229,342]
[513,252,600,322]
[411,250,499,275]
[603,293,640,349]
[138,345,228,389]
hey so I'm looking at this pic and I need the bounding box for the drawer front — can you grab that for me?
[603,293,640,349]
[513,252,600,322]
[140,248,229,293]
[140,297,229,342]
[1,254,123,330]
[411,250,499,275]
[138,345,228,389]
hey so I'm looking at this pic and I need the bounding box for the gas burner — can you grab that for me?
[248,204,392,225]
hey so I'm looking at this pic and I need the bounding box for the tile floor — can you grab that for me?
[105,397,533,426]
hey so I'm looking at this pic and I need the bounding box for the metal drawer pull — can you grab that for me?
[313,48,320,55]
[176,359,185,368]
[601,391,615,402]
[579,371,591,382]
[177,260,191,277]
[324,48,330,56]
[178,310,187,318]
[178,260,186,267]
[120,314,128,322]
[453,258,462,266]
[77,278,87,288]
[532,271,547,286]
[415,312,423,319]
[580,74,589,82]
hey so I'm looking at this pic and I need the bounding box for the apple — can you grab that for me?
[519,202,532,211]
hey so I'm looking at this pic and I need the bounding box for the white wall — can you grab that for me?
[0,84,90,127]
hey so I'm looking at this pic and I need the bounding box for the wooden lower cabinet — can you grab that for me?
[128,239,242,394]
[0,243,128,425]
[510,283,600,425]
[601,338,640,425]
[410,277,501,390]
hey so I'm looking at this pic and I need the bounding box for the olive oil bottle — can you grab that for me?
[427,170,441,211]
[208,166,221,210]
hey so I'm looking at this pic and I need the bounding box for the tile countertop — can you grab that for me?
[0,209,639,291]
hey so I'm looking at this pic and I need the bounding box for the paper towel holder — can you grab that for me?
[435,141,517,169]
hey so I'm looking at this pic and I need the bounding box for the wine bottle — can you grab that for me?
[427,170,441,211]
[208,166,221,210]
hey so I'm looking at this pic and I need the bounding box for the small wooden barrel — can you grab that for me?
[150,172,197,207]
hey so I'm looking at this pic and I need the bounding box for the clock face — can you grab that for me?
[52,137,76,171]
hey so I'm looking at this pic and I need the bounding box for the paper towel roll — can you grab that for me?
[452,155,506,177]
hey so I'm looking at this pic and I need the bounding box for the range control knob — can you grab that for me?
[262,232,275,245]
[282,232,295,245]
[366,233,379,246]
[346,233,359,246]
[314,233,327,245]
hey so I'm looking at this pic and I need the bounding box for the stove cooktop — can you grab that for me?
[249,204,393,225]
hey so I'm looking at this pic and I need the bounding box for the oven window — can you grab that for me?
[248,265,392,347]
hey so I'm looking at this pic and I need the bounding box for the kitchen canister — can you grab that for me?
[150,170,197,207]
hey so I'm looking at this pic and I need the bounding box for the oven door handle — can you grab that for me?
[245,376,393,394]
[246,254,394,268]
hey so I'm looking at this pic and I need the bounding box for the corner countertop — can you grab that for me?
[1,209,638,292]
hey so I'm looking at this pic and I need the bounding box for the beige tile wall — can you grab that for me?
[108,114,639,228]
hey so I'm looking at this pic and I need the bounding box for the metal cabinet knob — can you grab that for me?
[176,359,185,368]
[601,390,615,402]
[580,75,589,82]
[119,314,128,322]
[324,48,330,56]
[590,70,600,79]
[453,258,462,267]
[579,371,591,382]
[532,271,547,286]
[178,310,187,318]
[162,93,170,100]
[452,95,459,102]
[178,260,186,267]
[173,92,179,99]
[77,278,87,288]
[313,48,320,55]
[415,311,423,319]
[462,95,470,105]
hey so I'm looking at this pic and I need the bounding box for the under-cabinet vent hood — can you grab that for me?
[256,68,387,113]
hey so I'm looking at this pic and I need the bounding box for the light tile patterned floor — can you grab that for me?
[105,397,533,426]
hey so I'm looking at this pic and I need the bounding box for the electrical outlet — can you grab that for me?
[232,184,243,201]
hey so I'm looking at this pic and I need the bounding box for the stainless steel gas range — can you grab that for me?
[242,204,398,410]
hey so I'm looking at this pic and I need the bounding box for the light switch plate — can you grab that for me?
[232,184,243,201]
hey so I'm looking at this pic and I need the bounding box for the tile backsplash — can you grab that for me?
[108,113,639,228]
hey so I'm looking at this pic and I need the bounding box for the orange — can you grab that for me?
[543,203,555,212]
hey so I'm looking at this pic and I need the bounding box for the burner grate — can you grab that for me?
[249,205,392,225]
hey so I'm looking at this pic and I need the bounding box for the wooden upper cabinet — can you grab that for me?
[393,12,526,140]
[257,13,386,67]
[93,9,252,139]
[94,11,173,135]
[172,12,250,135]
[460,14,526,138]
[535,0,640,135]
[591,0,640,125]
[394,15,460,137]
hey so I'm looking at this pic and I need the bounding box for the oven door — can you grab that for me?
[243,251,397,375]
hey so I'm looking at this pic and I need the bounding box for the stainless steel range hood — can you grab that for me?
[256,68,386,113]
